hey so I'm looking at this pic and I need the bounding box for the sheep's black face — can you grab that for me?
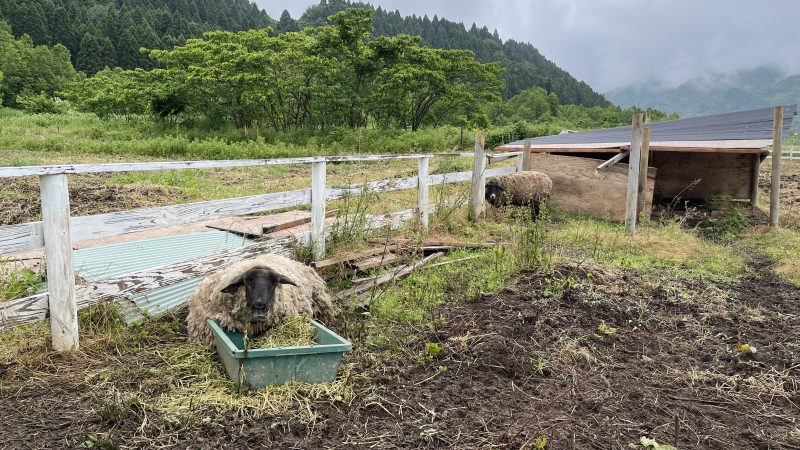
[485,181,506,208]
[221,267,298,321]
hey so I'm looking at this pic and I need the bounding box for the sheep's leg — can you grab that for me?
[532,201,540,222]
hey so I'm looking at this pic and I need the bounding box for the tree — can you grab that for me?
[275,10,299,33]
[76,27,115,74]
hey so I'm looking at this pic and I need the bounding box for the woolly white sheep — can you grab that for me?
[186,254,335,345]
[485,171,552,220]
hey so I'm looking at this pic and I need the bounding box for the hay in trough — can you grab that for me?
[248,315,316,349]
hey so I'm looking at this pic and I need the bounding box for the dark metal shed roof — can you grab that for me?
[499,105,797,149]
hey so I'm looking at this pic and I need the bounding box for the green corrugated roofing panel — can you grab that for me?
[73,231,255,324]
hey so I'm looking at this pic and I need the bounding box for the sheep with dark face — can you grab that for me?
[186,254,334,345]
[485,171,552,220]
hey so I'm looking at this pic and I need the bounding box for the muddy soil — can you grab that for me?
[0,176,185,225]
[2,259,798,449]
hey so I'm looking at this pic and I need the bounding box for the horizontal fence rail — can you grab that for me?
[0,141,522,340]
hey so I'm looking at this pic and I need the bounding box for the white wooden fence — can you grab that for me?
[0,135,523,350]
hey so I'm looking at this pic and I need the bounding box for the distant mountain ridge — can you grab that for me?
[606,67,800,128]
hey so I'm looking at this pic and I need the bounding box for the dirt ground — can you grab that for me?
[2,257,798,449]
[0,175,186,225]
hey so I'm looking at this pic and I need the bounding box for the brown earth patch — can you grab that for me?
[2,259,798,449]
[0,176,186,225]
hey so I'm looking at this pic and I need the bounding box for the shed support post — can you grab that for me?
[311,161,327,260]
[750,154,761,207]
[625,113,644,234]
[418,157,430,231]
[40,174,79,351]
[470,132,486,221]
[515,152,525,172]
[521,139,532,171]
[770,106,783,227]
[636,127,651,221]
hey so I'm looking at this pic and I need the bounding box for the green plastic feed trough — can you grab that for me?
[207,319,352,388]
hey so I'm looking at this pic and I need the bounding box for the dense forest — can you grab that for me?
[0,0,273,73]
[289,0,607,107]
[0,0,606,109]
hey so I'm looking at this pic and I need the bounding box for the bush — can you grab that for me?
[15,92,65,114]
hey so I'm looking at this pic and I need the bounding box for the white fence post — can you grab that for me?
[625,113,644,235]
[39,174,78,351]
[311,161,327,260]
[470,132,486,221]
[770,106,784,227]
[418,157,430,231]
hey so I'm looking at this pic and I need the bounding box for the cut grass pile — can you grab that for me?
[249,316,316,349]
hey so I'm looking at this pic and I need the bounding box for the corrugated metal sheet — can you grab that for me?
[502,104,797,147]
[73,231,254,323]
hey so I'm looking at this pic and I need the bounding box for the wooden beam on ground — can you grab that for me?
[39,174,78,351]
[470,132,486,220]
[366,238,499,249]
[750,154,761,207]
[637,128,652,219]
[333,252,444,303]
[263,210,338,235]
[311,243,403,269]
[349,253,401,271]
[625,113,644,234]
[770,106,784,227]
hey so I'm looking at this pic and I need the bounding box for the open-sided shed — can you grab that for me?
[496,105,797,220]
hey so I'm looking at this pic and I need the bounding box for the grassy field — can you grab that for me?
[1,113,800,448]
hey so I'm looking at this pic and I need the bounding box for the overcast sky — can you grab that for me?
[254,0,800,93]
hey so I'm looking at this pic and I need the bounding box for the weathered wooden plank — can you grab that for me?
[626,114,644,234]
[350,253,401,271]
[522,140,532,172]
[471,132,486,220]
[418,157,430,231]
[334,252,444,302]
[311,243,403,269]
[649,152,754,200]
[0,206,437,332]
[39,174,79,351]
[1,167,513,255]
[596,150,630,171]
[637,128,652,219]
[311,161,327,260]
[770,106,784,227]
[0,236,295,332]
[497,139,773,151]
[0,154,476,178]
[529,153,656,222]
[0,189,311,254]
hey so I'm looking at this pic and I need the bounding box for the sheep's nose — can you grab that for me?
[253,303,267,311]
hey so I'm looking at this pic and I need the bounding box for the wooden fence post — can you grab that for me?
[39,174,78,351]
[311,161,327,259]
[625,113,644,234]
[636,127,651,220]
[470,132,486,220]
[418,157,430,231]
[770,106,784,227]
[522,139,532,171]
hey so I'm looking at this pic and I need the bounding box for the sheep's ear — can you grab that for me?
[277,274,298,287]
[221,276,244,294]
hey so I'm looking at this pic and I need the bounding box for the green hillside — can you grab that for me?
[0,0,274,74]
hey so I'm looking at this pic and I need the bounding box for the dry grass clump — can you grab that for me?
[249,315,316,349]
[743,226,800,286]
[153,342,353,422]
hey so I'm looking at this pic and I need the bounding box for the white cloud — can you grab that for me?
[254,0,800,91]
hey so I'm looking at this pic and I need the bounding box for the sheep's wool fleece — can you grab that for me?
[186,254,334,345]
[491,171,552,204]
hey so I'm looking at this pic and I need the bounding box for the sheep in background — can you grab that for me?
[485,171,552,220]
[186,254,334,346]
